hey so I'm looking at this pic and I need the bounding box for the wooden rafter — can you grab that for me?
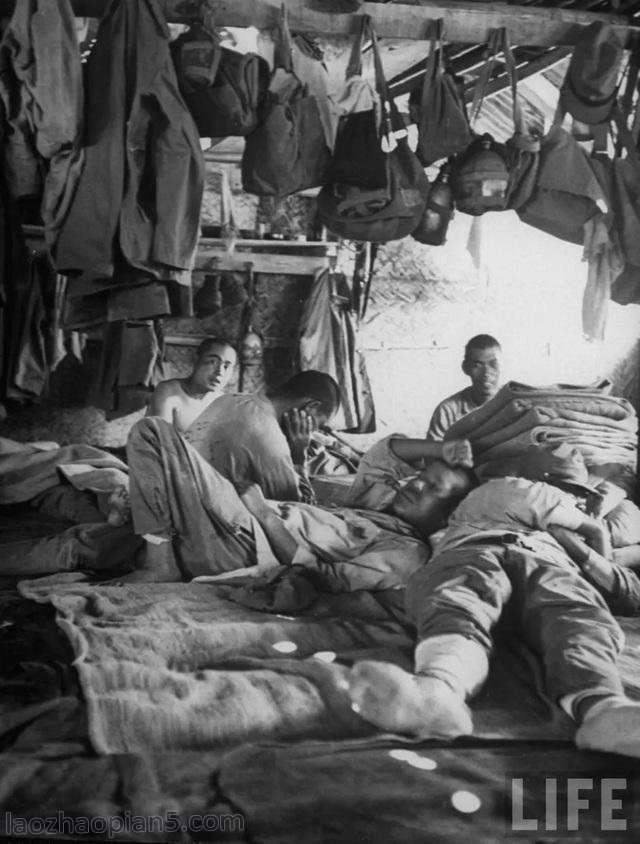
[468,45,572,100]
[0,0,637,48]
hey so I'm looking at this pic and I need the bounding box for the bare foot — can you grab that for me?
[348,660,473,739]
[575,703,640,758]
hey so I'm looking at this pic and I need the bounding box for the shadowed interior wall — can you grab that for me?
[0,178,638,449]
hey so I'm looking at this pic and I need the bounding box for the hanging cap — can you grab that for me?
[560,22,623,125]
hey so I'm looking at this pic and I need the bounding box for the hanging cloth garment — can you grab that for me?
[93,320,165,418]
[55,0,204,286]
[298,268,375,433]
[0,0,84,248]
[581,214,624,342]
[5,251,52,401]
[0,126,9,398]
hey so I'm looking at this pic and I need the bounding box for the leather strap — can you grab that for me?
[420,19,444,115]
[369,21,407,139]
[345,15,369,79]
[273,3,294,72]
[612,102,640,173]
[469,29,500,128]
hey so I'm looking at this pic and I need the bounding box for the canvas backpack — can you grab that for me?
[171,22,270,137]
[450,28,539,216]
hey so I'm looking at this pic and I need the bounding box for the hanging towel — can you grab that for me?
[299,268,375,433]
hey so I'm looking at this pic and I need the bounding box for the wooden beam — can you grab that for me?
[476,46,571,99]
[0,0,637,48]
[391,41,570,100]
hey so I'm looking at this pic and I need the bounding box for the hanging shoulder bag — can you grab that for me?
[517,112,607,244]
[409,19,472,167]
[317,19,429,242]
[241,6,331,197]
[325,16,387,189]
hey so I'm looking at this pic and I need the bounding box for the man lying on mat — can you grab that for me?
[121,417,474,588]
[346,443,640,760]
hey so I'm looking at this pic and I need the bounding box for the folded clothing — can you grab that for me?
[447,380,634,438]
[445,381,638,495]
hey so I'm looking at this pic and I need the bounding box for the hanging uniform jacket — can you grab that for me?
[55,0,204,286]
[0,0,84,249]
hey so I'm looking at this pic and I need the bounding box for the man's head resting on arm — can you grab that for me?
[269,370,341,429]
[388,459,476,538]
[462,334,501,404]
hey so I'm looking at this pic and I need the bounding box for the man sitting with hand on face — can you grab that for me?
[184,370,342,504]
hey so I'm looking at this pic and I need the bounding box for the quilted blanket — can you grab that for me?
[18,576,640,756]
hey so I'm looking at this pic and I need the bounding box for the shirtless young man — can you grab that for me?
[146,338,237,433]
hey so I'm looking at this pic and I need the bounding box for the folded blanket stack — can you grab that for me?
[445,381,638,494]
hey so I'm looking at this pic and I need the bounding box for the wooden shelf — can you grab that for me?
[196,240,330,275]
[165,333,292,348]
[199,237,331,250]
[21,226,332,276]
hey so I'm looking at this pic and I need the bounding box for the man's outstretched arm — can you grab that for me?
[239,484,298,566]
[389,438,473,468]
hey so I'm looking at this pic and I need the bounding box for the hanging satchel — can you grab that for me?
[409,19,472,167]
[241,6,331,197]
[325,16,387,190]
[171,21,269,137]
[317,19,429,242]
[517,117,607,244]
